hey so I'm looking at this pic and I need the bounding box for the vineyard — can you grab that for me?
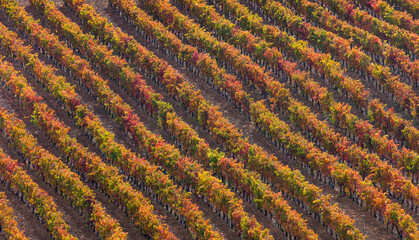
[0,0,418,239]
